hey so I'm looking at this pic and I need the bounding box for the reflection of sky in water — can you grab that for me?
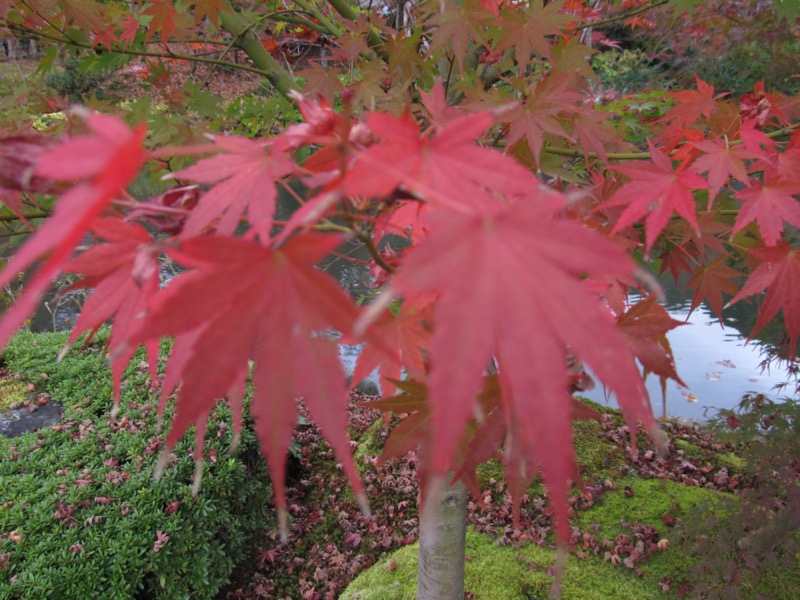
[580,299,791,421]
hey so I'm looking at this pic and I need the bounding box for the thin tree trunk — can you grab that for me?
[416,477,468,600]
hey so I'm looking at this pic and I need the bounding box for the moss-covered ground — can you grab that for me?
[338,400,800,600]
[341,529,664,600]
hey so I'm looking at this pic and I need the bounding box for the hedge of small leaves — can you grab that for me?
[0,330,273,599]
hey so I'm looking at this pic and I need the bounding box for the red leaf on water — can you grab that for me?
[686,257,742,321]
[616,295,686,385]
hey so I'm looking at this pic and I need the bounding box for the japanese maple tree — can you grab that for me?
[0,0,798,597]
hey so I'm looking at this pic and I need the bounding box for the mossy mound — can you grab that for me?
[578,478,735,584]
[674,438,744,470]
[578,477,733,540]
[340,529,663,600]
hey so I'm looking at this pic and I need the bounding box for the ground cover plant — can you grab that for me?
[0,0,799,598]
[0,330,273,599]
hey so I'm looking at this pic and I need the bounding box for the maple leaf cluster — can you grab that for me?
[0,0,798,551]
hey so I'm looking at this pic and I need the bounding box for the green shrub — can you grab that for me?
[44,56,112,102]
[678,39,800,97]
[623,0,800,96]
[0,330,273,599]
[591,49,670,95]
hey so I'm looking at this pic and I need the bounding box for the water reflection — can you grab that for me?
[580,276,795,420]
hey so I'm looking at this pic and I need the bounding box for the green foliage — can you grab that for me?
[631,0,800,95]
[0,330,273,599]
[580,478,732,540]
[353,418,385,471]
[0,378,27,410]
[682,39,800,96]
[592,50,670,95]
[43,57,113,102]
[573,419,626,477]
[224,93,301,137]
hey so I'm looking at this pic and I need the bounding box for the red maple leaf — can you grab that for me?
[733,176,800,246]
[61,218,161,408]
[132,233,367,539]
[663,76,723,130]
[0,113,146,349]
[188,0,230,28]
[605,140,708,252]
[388,190,655,541]
[727,242,800,354]
[568,107,625,164]
[690,137,760,206]
[171,135,293,240]
[343,111,537,209]
[143,0,189,44]
[117,15,140,47]
[504,73,582,163]
[425,0,493,72]
[493,0,571,62]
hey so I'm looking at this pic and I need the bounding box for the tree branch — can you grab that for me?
[573,0,671,31]
[545,122,800,161]
[1,20,275,79]
[0,212,50,223]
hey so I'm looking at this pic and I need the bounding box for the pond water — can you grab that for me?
[580,287,792,421]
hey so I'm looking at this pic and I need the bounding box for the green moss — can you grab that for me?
[340,529,663,600]
[578,478,737,584]
[354,418,384,468]
[674,439,744,471]
[573,419,625,476]
[754,563,800,599]
[0,378,28,411]
[674,439,701,457]
[579,478,730,540]
[0,330,273,599]
[475,458,505,488]
[717,451,745,471]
